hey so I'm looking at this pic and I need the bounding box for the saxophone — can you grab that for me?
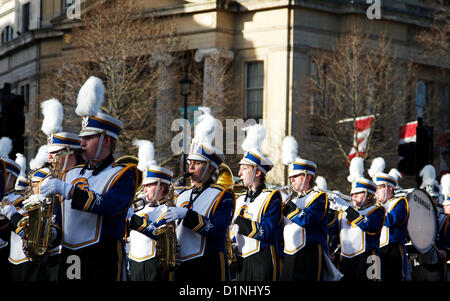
[154,183,178,271]
[18,153,65,261]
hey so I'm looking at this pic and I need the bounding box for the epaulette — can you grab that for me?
[175,187,192,198]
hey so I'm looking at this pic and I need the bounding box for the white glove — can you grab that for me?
[39,178,73,199]
[328,194,349,211]
[126,206,134,220]
[165,207,188,223]
[1,204,17,219]
[22,194,46,207]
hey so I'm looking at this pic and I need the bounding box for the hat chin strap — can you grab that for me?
[294,172,307,194]
[199,161,211,183]
[357,191,368,210]
[248,166,257,189]
[60,147,73,172]
[151,181,161,203]
[93,132,105,162]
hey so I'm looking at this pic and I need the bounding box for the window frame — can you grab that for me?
[244,60,265,121]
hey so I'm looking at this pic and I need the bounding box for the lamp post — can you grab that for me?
[179,67,192,184]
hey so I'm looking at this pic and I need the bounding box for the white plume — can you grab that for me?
[41,98,64,136]
[440,174,450,197]
[75,76,105,117]
[368,157,385,179]
[315,176,327,190]
[281,136,298,165]
[388,168,402,183]
[132,139,156,172]
[242,124,266,153]
[347,156,364,183]
[198,106,211,115]
[0,137,13,159]
[420,164,436,187]
[15,153,27,177]
[192,107,216,145]
[29,145,50,171]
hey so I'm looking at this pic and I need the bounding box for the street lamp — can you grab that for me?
[179,67,192,184]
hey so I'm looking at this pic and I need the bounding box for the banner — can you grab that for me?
[399,121,418,144]
[348,115,375,162]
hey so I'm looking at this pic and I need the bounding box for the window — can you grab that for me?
[415,81,427,119]
[245,61,264,120]
[22,2,30,33]
[1,26,14,45]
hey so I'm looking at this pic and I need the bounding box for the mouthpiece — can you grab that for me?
[234,179,244,185]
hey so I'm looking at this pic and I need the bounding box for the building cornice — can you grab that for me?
[0,28,63,58]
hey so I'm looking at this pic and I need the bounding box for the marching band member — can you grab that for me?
[328,158,385,281]
[231,124,282,281]
[39,98,84,281]
[166,107,234,281]
[0,137,46,281]
[314,175,339,264]
[0,140,25,281]
[0,159,8,281]
[39,76,139,281]
[280,136,329,281]
[127,139,174,281]
[440,175,450,280]
[410,165,446,281]
[375,171,409,281]
[437,174,450,280]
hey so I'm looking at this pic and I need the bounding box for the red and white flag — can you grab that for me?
[348,115,375,162]
[398,121,418,144]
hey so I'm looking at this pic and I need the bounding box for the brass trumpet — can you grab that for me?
[317,188,353,202]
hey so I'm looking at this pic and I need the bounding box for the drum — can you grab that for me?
[405,189,437,254]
